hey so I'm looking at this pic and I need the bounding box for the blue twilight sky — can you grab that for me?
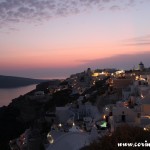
[0,0,150,79]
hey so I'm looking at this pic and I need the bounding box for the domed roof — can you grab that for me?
[46,132,89,150]
[139,62,144,65]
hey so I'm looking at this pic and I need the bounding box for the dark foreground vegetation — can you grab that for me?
[82,125,150,150]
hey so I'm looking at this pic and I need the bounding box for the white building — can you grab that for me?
[141,91,150,115]
[56,107,75,124]
[78,102,100,120]
[46,131,89,150]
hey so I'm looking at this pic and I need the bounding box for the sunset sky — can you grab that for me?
[0,0,150,79]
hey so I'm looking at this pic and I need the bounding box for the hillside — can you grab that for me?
[0,75,45,88]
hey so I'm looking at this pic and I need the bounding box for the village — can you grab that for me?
[9,62,150,150]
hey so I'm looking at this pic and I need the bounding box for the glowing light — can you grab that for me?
[92,73,100,77]
[116,70,125,74]
[141,94,144,99]
[105,107,109,111]
[103,115,106,120]
[47,132,54,144]
[135,76,139,80]
[140,77,146,81]
[58,123,62,127]
[73,122,75,126]
[101,72,105,74]
[100,121,107,128]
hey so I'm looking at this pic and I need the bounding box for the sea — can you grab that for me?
[0,84,36,107]
[0,75,67,107]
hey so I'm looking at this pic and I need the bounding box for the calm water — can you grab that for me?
[0,84,36,107]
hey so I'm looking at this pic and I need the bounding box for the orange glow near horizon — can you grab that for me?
[1,41,150,69]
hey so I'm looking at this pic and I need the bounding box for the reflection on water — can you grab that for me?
[0,84,36,107]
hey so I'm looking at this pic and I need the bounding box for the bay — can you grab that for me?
[0,84,36,107]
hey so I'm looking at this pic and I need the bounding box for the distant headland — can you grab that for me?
[0,75,46,88]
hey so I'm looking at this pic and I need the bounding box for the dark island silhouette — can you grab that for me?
[0,75,45,88]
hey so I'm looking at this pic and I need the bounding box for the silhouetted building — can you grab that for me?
[139,62,144,71]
